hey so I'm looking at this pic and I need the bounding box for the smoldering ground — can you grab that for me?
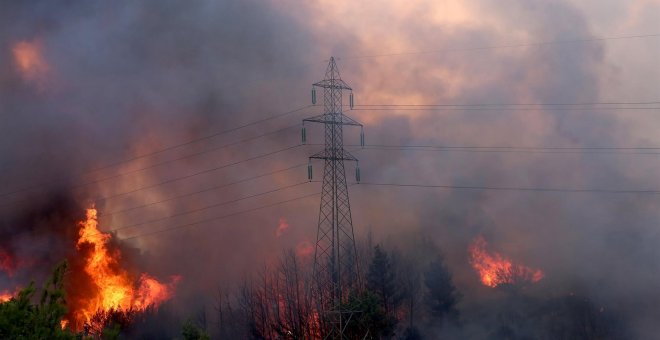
[1,0,659,338]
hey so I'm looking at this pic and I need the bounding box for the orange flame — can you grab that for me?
[11,39,49,84]
[275,217,290,238]
[0,291,13,303]
[0,249,16,277]
[67,207,179,329]
[469,236,544,288]
[295,241,314,259]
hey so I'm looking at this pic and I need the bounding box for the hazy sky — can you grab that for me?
[1,0,659,336]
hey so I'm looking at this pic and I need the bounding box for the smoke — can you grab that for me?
[1,0,659,337]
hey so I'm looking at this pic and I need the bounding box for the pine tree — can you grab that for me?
[0,262,76,340]
[367,245,396,314]
[366,244,398,336]
[424,257,459,323]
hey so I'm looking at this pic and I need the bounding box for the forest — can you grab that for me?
[1,234,627,339]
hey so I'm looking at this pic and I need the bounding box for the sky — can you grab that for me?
[0,0,659,336]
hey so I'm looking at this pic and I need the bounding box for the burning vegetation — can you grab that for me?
[65,207,180,331]
[11,39,50,87]
[469,235,544,288]
[0,205,180,336]
[0,201,629,339]
[0,291,13,303]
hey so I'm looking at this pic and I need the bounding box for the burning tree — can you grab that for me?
[469,236,544,288]
[64,207,180,331]
[215,250,320,339]
[0,262,75,339]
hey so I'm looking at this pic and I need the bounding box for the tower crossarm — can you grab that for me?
[303,113,363,127]
[309,149,358,162]
[313,78,352,90]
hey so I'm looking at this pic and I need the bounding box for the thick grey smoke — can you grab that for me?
[1,0,659,338]
[0,0,319,318]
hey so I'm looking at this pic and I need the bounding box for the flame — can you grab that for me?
[469,235,544,287]
[295,241,314,259]
[11,39,49,84]
[0,286,22,303]
[275,217,290,238]
[0,249,16,277]
[0,291,12,303]
[67,207,179,329]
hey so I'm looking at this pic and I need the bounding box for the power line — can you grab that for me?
[99,149,362,219]
[342,33,660,60]
[99,180,311,237]
[116,172,660,240]
[0,143,307,209]
[356,145,660,155]
[120,185,323,241]
[308,143,660,154]
[353,101,660,107]
[351,107,660,111]
[81,105,311,173]
[93,144,306,203]
[0,105,311,200]
[356,181,660,195]
[99,162,309,218]
[1,125,298,204]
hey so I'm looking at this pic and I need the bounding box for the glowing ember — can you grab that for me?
[67,207,179,329]
[0,291,13,303]
[275,217,290,238]
[296,241,314,258]
[11,39,49,83]
[0,250,16,276]
[469,235,544,288]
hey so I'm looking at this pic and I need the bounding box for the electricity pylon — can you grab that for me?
[302,57,363,339]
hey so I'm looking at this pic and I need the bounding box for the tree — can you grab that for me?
[341,290,391,339]
[0,262,76,340]
[401,326,422,340]
[365,245,399,337]
[398,255,422,337]
[367,245,398,317]
[424,258,459,323]
[181,319,210,340]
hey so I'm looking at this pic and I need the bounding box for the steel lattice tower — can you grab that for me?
[303,57,363,338]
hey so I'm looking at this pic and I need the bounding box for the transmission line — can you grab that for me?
[304,142,660,155]
[94,144,305,203]
[0,143,307,209]
[97,180,311,237]
[356,181,660,195]
[0,105,311,200]
[353,101,660,107]
[100,150,362,219]
[99,162,309,218]
[117,173,660,241]
[351,107,660,111]
[120,185,322,241]
[3,125,297,203]
[341,33,660,60]
[354,144,660,155]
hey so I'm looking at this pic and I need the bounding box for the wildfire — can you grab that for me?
[0,291,13,303]
[275,217,290,238]
[67,207,180,329]
[11,39,49,84]
[469,236,544,288]
[0,249,16,277]
[296,241,314,259]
